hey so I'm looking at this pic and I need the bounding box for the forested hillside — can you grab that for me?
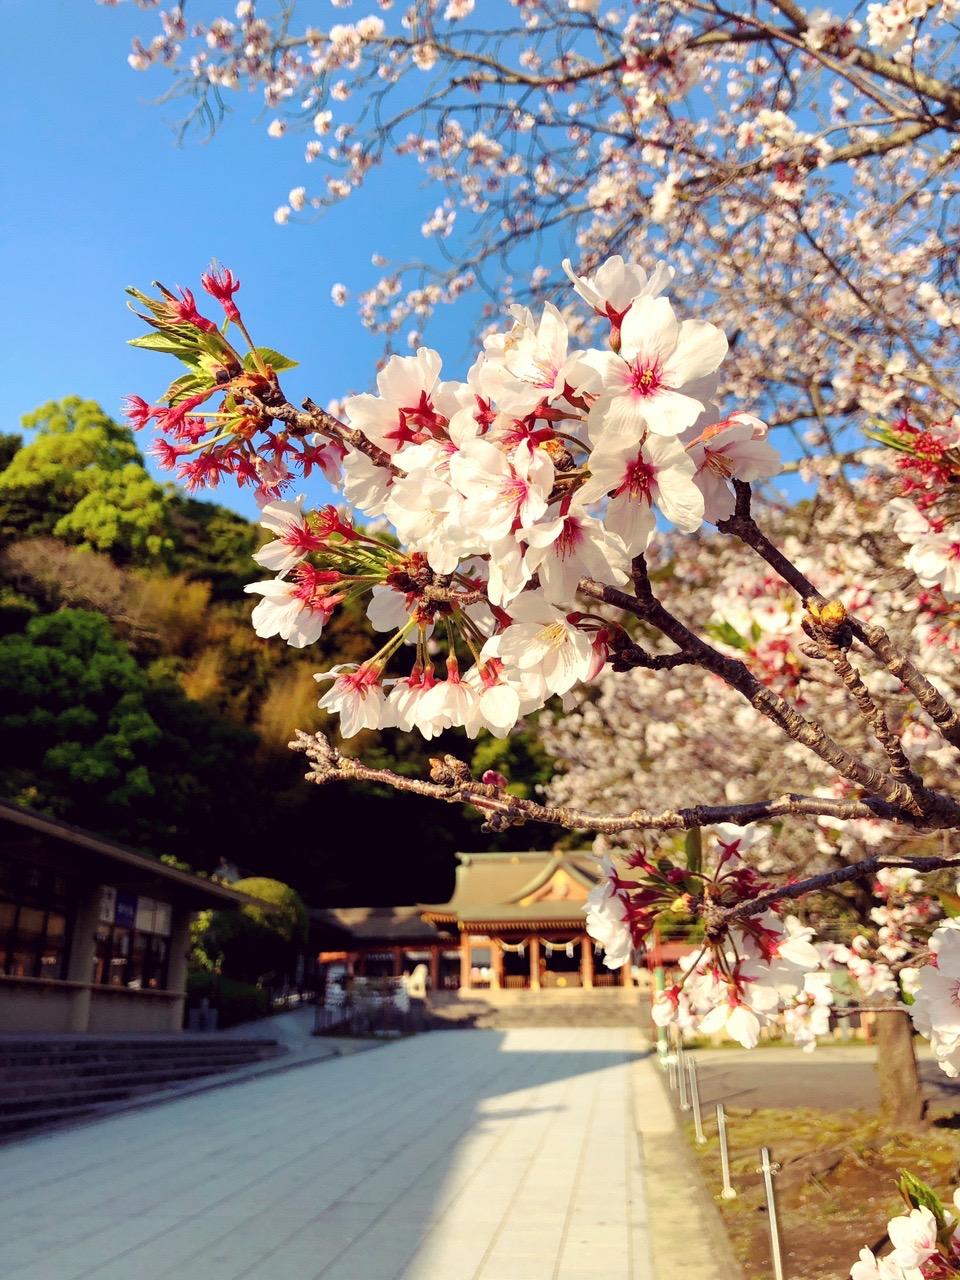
[0,398,554,905]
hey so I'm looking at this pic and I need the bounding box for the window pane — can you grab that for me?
[0,902,15,932]
[17,907,45,938]
[9,949,36,978]
[109,928,130,986]
[46,912,66,942]
[149,936,169,989]
[93,925,111,985]
[128,933,148,989]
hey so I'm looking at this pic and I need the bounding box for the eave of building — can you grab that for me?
[458,919,587,934]
[0,802,256,910]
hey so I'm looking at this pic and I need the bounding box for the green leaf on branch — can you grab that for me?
[244,347,299,373]
[705,621,749,650]
[684,826,702,875]
[128,332,193,355]
[897,1170,947,1231]
[162,373,208,405]
[938,891,960,919]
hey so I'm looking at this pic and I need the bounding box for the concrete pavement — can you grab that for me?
[0,1029,655,1280]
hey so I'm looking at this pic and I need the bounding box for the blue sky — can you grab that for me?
[1,1,489,518]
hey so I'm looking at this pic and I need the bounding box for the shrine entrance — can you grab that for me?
[542,936,582,989]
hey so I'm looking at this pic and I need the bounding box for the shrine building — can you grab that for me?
[312,849,641,993]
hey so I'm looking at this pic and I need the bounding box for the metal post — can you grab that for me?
[677,1040,690,1110]
[668,1054,678,1091]
[716,1104,736,1200]
[687,1058,706,1144]
[759,1147,785,1280]
[653,963,669,1065]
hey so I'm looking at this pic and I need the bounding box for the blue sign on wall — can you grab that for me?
[115,892,137,929]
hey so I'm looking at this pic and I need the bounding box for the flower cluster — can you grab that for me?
[909,921,960,1078]
[851,1173,960,1278]
[580,825,821,1047]
[126,255,780,741]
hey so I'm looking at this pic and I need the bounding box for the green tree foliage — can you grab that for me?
[0,398,172,562]
[0,609,161,814]
[0,608,263,861]
[194,877,308,983]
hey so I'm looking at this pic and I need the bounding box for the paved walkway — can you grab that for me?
[0,1029,652,1280]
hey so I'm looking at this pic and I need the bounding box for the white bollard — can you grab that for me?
[759,1146,785,1280]
[677,1041,690,1110]
[687,1058,706,1144]
[716,1104,737,1199]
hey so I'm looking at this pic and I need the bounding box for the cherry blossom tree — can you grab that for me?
[121,252,960,1111]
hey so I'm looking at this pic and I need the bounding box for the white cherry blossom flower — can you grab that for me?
[316,665,390,737]
[451,439,554,540]
[343,348,462,455]
[578,296,728,439]
[687,414,782,522]
[561,255,675,318]
[489,593,594,696]
[252,495,319,572]
[905,528,960,599]
[584,857,633,969]
[521,502,629,604]
[578,433,704,552]
[850,1246,917,1279]
[341,448,392,516]
[888,1206,938,1271]
[481,303,572,415]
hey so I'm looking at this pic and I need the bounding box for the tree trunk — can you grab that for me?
[876,1010,928,1130]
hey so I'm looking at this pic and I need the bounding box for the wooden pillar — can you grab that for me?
[459,933,472,990]
[580,935,594,990]
[165,906,192,1032]
[620,956,635,987]
[529,937,541,991]
[392,947,403,977]
[429,946,440,991]
[491,942,504,989]
[65,883,102,1032]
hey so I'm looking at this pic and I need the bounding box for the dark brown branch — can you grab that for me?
[854,621,960,750]
[291,730,937,835]
[718,481,960,751]
[714,851,960,927]
[253,387,398,474]
[808,624,927,804]
[576,563,955,817]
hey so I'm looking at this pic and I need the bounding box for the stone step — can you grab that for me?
[428,996,648,1030]
[0,1041,277,1072]
[0,1049,273,1080]
[0,1103,100,1137]
[0,1060,261,1106]
[0,1037,282,1138]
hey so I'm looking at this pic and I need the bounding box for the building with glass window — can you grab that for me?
[0,802,254,1033]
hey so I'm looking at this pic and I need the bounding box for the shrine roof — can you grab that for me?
[311,852,603,946]
[311,905,440,942]
[419,850,601,921]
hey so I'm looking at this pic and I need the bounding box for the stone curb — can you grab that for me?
[632,1046,745,1280]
